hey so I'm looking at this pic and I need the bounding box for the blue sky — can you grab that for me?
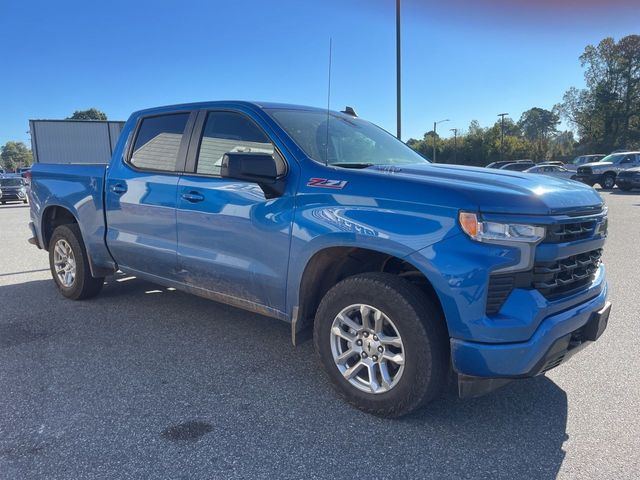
[1,0,638,147]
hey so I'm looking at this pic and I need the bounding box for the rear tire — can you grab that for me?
[314,272,449,417]
[49,224,104,300]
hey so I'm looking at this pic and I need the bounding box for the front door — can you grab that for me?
[106,112,194,278]
[176,110,294,314]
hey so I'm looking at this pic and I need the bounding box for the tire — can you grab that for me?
[48,224,104,300]
[313,272,449,417]
[617,184,631,191]
[570,175,577,180]
[600,173,615,189]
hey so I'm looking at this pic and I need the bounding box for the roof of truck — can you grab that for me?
[131,101,329,118]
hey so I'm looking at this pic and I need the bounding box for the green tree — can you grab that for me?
[67,108,108,120]
[1,141,33,171]
[558,35,640,151]
[518,108,560,160]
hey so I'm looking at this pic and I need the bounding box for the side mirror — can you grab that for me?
[220,152,285,198]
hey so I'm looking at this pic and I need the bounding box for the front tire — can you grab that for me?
[601,173,615,189]
[49,224,104,300]
[617,184,631,191]
[314,272,448,417]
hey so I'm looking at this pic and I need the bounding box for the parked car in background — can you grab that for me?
[19,167,32,184]
[565,154,606,172]
[486,159,533,169]
[615,166,640,191]
[524,164,576,180]
[499,160,535,171]
[538,161,566,167]
[0,176,28,204]
[576,152,640,189]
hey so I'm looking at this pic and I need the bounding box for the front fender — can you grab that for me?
[285,196,460,319]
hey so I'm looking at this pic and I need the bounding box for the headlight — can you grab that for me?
[459,211,545,244]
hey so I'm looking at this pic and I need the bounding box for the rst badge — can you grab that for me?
[307,178,348,189]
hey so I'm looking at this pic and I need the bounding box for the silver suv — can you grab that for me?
[575,152,640,189]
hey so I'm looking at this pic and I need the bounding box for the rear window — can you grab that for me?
[130,113,190,171]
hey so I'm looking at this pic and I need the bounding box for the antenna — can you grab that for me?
[325,38,332,167]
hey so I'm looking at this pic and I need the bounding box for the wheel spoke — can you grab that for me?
[367,363,381,393]
[359,305,371,329]
[331,325,355,343]
[379,361,393,389]
[337,313,361,333]
[335,349,356,365]
[373,309,383,333]
[378,333,402,348]
[343,360,365,380]
[383,351,404,365]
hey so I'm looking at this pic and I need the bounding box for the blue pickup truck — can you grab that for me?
[28,101,611,416]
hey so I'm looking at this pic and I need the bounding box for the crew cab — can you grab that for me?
[575,151,640,189]
[28,101,611,416]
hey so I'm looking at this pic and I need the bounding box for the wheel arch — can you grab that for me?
[40,204,114,278]
[292,245,447,345]
[41,204,80,251]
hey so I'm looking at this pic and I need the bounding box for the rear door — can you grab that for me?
[105,111,196,278]
[175,109,294,315]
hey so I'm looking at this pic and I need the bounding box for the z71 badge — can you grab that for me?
[307,178,348,189]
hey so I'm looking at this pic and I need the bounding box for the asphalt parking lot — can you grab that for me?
[1,191,639,480]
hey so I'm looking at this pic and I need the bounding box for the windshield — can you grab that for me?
[0,178,24,187]
[599,153,627,163]
[266,109,429,167]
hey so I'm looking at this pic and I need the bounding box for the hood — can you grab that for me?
[368,163,603,215]
[580,161,612,169]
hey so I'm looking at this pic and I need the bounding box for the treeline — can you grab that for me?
[408,34,640,166]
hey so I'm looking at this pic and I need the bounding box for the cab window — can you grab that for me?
[195,111,275,176]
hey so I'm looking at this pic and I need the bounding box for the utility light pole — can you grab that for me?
[450,128,458,164]
[498,113,509,162]
[396,0,401,139]
[432,119,449,163]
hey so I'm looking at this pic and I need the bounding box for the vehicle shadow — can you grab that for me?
[1,277,568,479]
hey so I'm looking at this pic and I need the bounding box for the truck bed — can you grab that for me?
[29,163,115,276]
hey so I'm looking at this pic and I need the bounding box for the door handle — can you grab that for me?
[181,191,205,203]
[110,183,127,194]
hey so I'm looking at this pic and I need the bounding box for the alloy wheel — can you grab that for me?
[53,239,76,287]
[329,304,405,394]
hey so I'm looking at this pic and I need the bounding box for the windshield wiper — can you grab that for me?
[331,162,375,169]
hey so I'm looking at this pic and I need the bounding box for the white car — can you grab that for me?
[524,164,577,180]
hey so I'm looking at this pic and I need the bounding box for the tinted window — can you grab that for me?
[130,113,190,171]
[196,111,274,175]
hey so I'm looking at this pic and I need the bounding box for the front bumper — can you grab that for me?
[0,192,27,201]
[575,173,603,185]
[451,279,609,379]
